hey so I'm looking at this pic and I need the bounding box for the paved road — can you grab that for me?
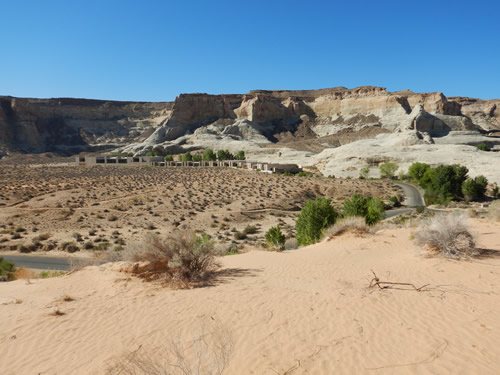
[2,181,426,270]
[0,255,91,271]
[393,182,425,207]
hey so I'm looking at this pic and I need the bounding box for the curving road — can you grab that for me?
[393,182,425,207]
[2,181,426,271]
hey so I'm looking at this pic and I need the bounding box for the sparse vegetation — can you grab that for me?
[327,216,371,238]
[107,323,233,375]
[414,213,477,259]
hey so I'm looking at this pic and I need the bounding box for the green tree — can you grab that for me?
[462,175,488,201]
[181,152,193,162]
[235,150,246,160]
[408,162,431,182]
[217,149,234,161]
[202,148,217,161]
[379,162,398,179]
[265,226,286,251]
[164,155,174,162]
[366,197,385,225]
[343,194,368,217]
[193,154,202,162]
[296,197,338,246]
[145,151,157,157]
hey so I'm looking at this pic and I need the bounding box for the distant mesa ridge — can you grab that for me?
[0,86,498,156]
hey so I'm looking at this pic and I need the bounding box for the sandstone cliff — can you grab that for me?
[1,87,498,158]
[0,96,173,155]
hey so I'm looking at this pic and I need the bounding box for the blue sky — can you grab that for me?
[1,0,499,101]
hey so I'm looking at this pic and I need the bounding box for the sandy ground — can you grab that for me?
[0,218,499,374]
[0,161,399,255]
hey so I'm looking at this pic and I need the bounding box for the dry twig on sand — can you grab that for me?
[369,270,429,292]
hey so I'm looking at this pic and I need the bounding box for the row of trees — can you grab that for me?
[162,149,246,162]
[408,162,488,203]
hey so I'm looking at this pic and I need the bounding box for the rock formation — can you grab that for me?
[1,87,499,182]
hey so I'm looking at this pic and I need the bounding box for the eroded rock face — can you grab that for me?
[1,86,498,156]
[0,96,173,154]
[450,97,500,131]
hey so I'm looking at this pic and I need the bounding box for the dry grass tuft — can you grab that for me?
[414,213,477,259]
[107,322,233,375]
[328,216,372,239]
[125,232,220,286]
[488,200,500,222]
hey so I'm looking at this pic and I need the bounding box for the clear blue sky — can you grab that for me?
[1,0,499,101]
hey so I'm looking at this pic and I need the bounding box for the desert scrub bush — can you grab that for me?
[128,232,219,285]
[414,213,477,259]
[0,257,16,281]
[233,231,247,240]
[462,175,488,201]
[488,200,500,221]
[379,162,398,179]
[296,197,338,246]
[328,216,371,238]
[265,225,286,251]
[243,225,257,235]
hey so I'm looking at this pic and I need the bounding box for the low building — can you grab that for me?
[76,156,302,174]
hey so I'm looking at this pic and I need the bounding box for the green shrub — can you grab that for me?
[164,155,174,162]
[343,194,385,225]
[297,171,313,177]
[217,150,234,161]
[265,226,286,251]
[296,197,338,246]
[145,151,157,157]
[0,257,16,281]
[424,164,468,203]
[379,162,398,179]
[202,148,217,161]
[343,194,368,217]
[181,152,193,162]
[193,154,202,162]
[235,151,246,160]
[408,162,431,182]
[366,197,385,225]
[476,143,490,151]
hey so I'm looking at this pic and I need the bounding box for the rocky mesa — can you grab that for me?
[1,86,499,182]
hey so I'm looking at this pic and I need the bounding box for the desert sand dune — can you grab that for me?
[1,218,499,374]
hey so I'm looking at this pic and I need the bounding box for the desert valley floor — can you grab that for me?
[0,157,499,374]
